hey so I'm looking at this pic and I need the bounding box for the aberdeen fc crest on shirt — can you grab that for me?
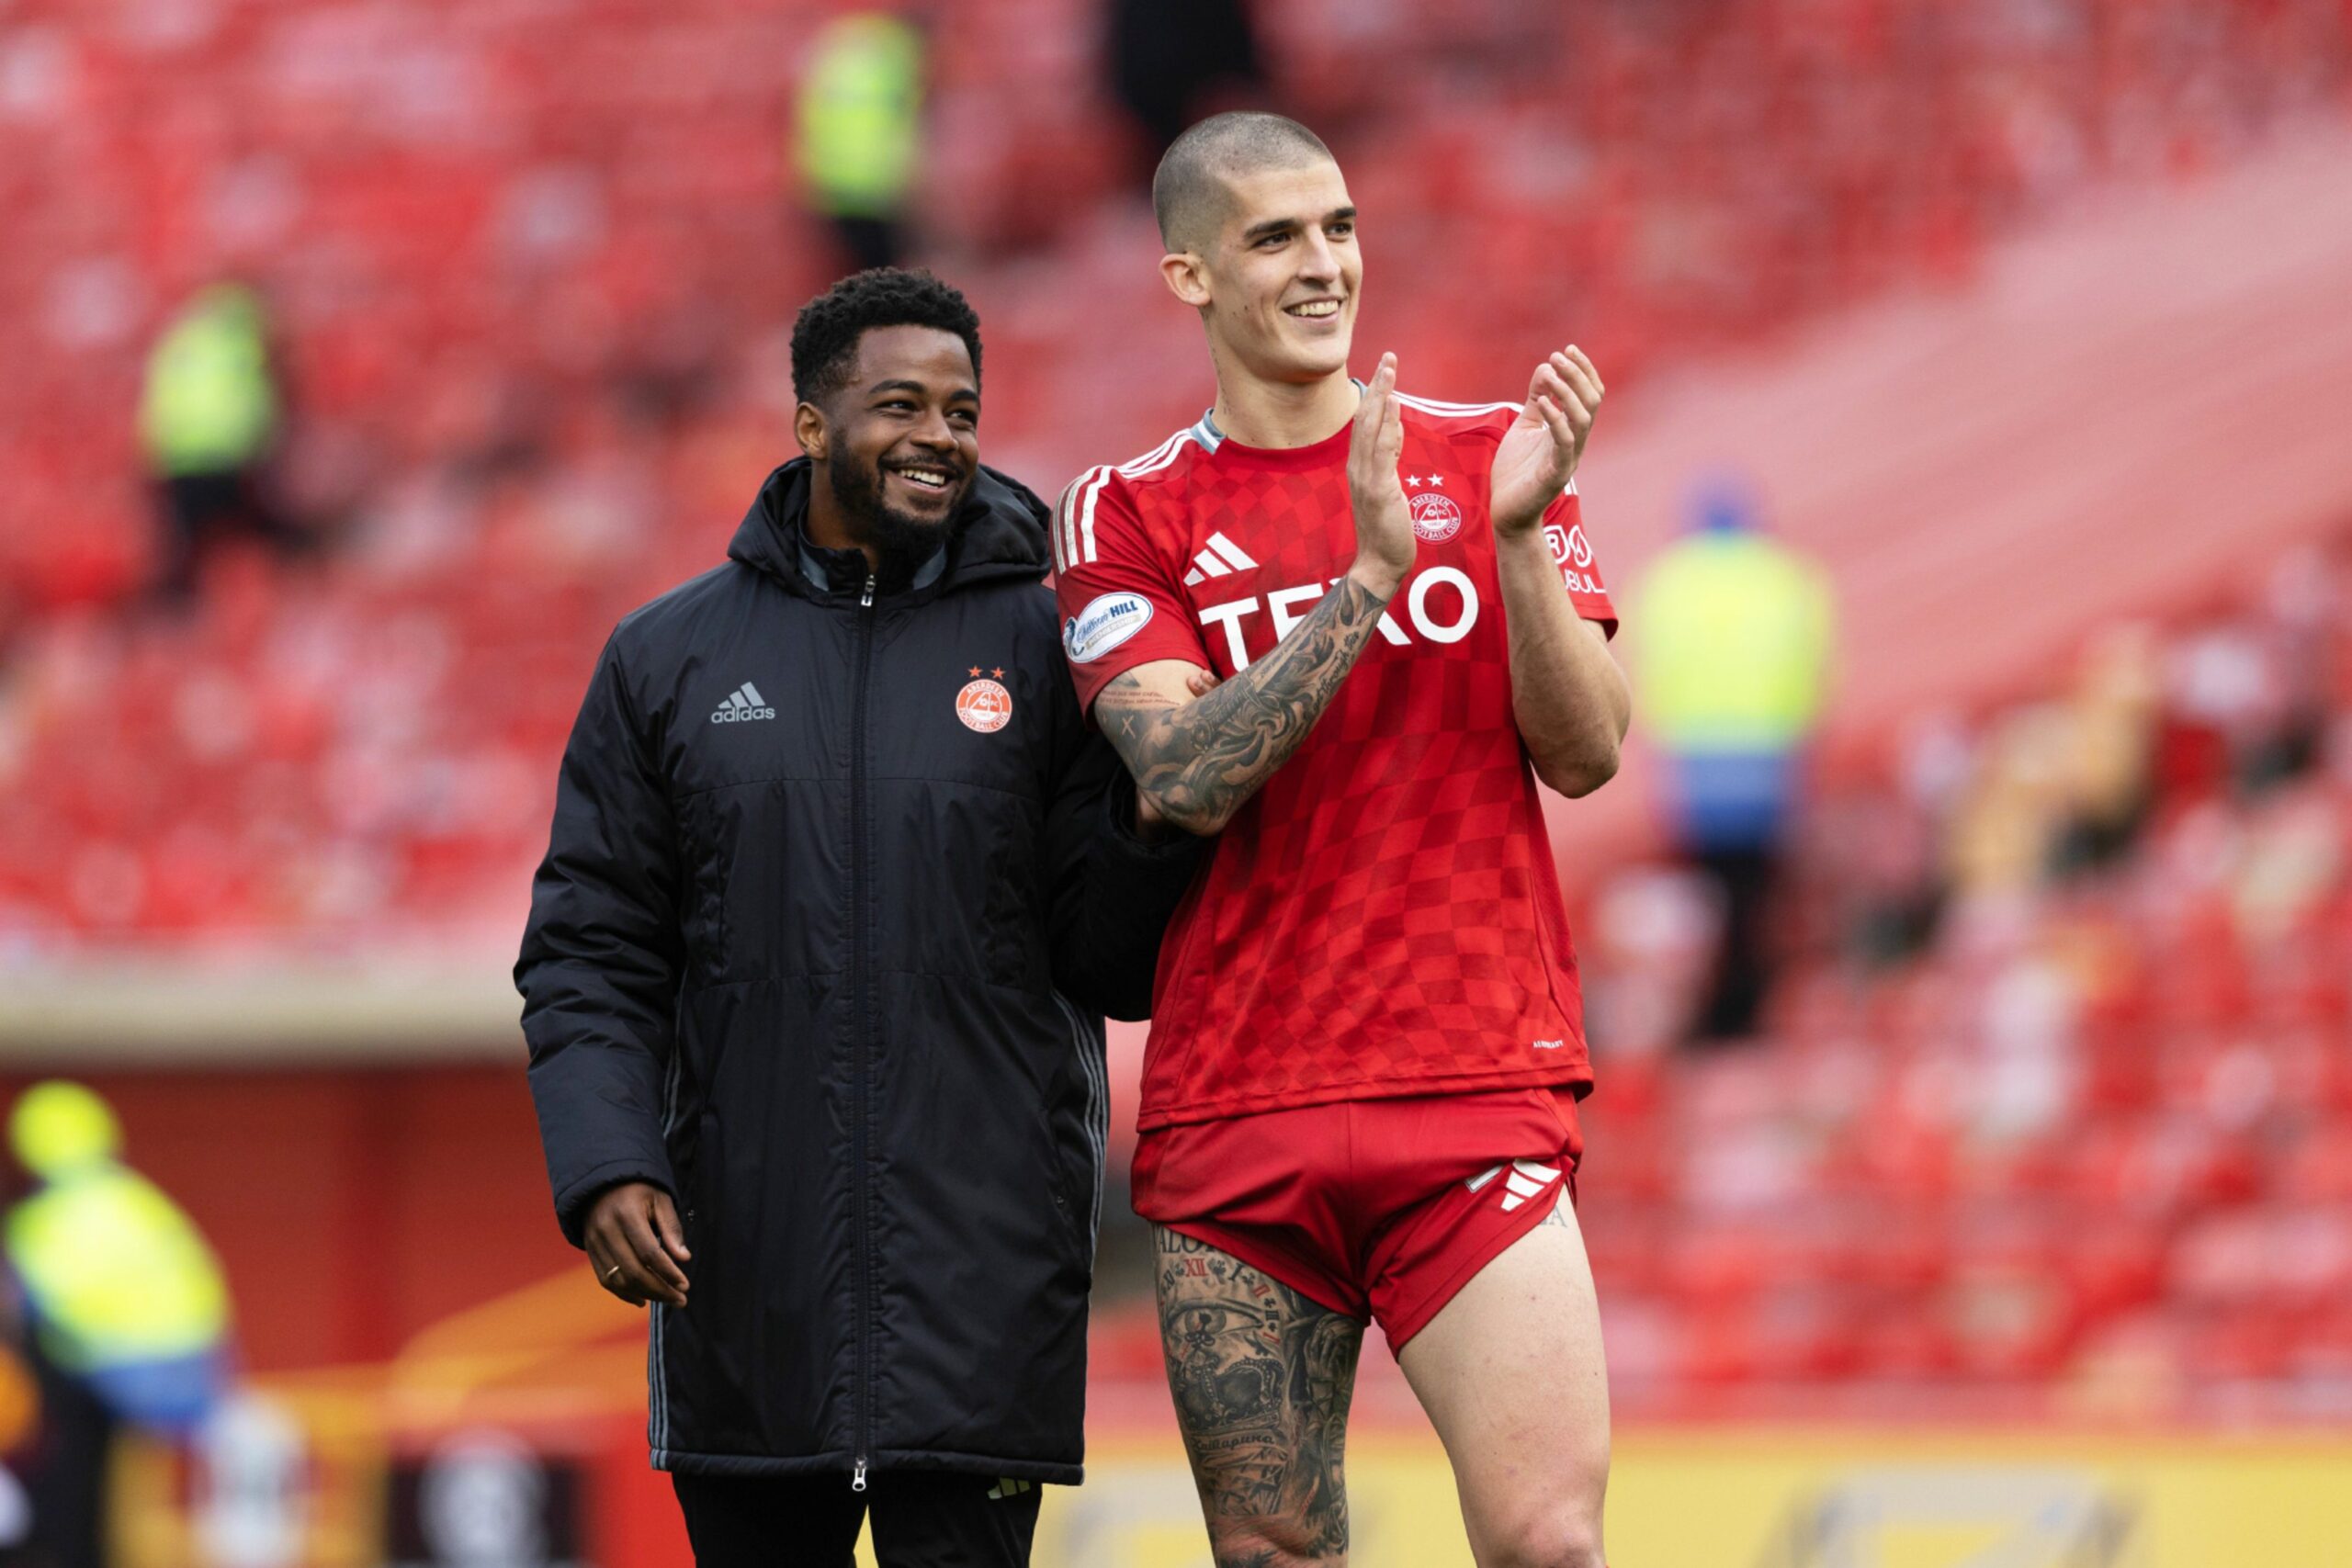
[1408,486,1463,544]
[956,669,1012,733]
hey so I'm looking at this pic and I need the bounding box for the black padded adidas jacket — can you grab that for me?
[516,458,1201,1483]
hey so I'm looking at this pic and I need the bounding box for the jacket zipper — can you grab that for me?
[850,570,876,1493]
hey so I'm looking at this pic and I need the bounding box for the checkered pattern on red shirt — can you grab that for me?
[1054,396,1615,1131]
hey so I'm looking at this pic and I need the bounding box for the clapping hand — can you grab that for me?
[1490,345,1604,538]
[1346,353,1415,593]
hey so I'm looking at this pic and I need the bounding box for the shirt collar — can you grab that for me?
[1197,377,1367,452]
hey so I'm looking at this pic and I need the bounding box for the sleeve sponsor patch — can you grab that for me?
[1544,522,1594,570]
[1063,592,1155,663]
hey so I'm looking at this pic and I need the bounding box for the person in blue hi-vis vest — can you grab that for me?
[1633,479,1835,1042]
[5,1082,232,1568]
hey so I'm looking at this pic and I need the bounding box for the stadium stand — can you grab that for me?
[1,0,2345,954]
[3,0,2350,1421]
[1567,533,2352,1415]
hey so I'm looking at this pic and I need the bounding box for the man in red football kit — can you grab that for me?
[1054,113,1629,1568]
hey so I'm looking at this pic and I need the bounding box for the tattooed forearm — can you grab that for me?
[1095,577,1392,835]
[1156,1228,1363,1567]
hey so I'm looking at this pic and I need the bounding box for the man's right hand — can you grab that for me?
[1346,352,1413,597]
[585,1180,692,1308]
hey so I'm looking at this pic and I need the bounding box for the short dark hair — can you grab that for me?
[1153,111,1336,251]
[789,267,983,405]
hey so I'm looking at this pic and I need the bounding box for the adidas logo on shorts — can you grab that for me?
[1465,1158,1563,1212]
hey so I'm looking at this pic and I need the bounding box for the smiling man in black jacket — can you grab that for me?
[517,269,1203,1566]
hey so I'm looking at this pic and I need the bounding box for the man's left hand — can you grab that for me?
[1489,345,1604,538]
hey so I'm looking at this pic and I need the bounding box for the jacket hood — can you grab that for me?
[727,457,1054,598]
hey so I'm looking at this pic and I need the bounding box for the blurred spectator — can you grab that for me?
[5,1083,231,1568]
[795,12,927,274]
[138,285,307,605]
[2048,626,2161,875]
[1633,480,1835,1042]
[1107,0,1264,172]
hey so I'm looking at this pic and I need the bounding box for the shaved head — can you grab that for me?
[1153,111,1336,252]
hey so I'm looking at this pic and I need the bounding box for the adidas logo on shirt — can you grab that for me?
[710,682,775,724]
[1182,532,1259,586]
[1465,1158,1564,1213]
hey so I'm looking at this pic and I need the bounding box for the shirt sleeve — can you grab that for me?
[1052,468,1212,716]
[1542,480,1618,637]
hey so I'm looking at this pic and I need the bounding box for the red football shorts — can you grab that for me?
[1132,1084,1585,1351]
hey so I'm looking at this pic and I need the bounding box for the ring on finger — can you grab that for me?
[605,1264,624,1281]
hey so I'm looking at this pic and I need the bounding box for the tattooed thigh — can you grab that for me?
[1155,1227,1364,1565]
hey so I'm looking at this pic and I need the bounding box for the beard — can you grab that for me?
[826,449,972,591]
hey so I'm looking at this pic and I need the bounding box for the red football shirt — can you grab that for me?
[1054,393,1618,1132]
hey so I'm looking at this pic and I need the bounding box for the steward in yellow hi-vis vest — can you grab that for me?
[1633,484,1835,1039]
[1635,499,1833,769]
[794,12,925,273]
[6,1083,229,1435]
[138,282,311,601]
[139,284,277,480]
